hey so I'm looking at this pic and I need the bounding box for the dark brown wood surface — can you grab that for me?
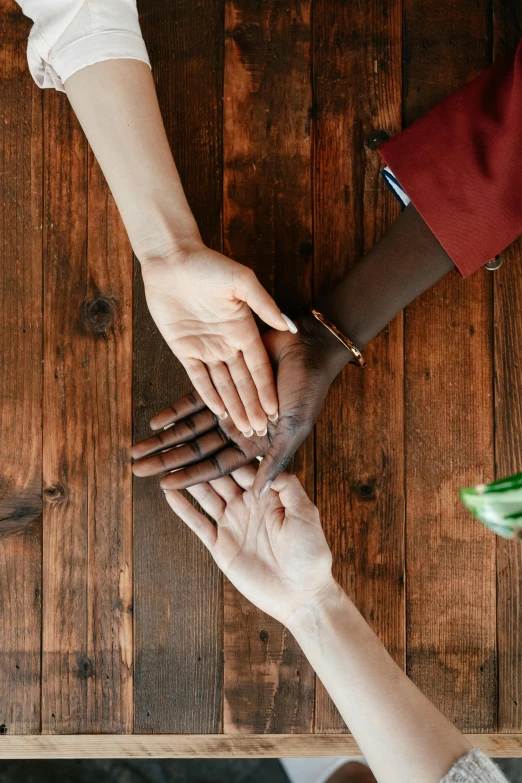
[133,0,225,734]
[402,0,497,733]
[0,2,42,734]
[313,0,404,733]
[42,83,133,732]
[222,0,315,734]
[1,0,521,742]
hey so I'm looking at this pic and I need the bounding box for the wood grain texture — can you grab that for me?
[0,1,43,734]
[133,0,224,734]
[403,0,497,732]
[0,1,43,537]
[42,90,133,733]
[313,0,404,732]
[222,0,315,734]
[493,0,522,735]
[0,733,521,758]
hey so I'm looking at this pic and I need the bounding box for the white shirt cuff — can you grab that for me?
[381,166,410,207]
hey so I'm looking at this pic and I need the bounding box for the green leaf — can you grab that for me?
[460,473,522,540]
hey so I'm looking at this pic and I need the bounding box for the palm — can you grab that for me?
[213,492,329,622]
[140,245,292,433]
[143,249,261,363]
[165,469,334,626]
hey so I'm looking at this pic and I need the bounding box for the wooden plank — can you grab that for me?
[222,0,315,734]
[0,1,43,734]
[0,733,521,759]
[403,0,497,732]
[493,0,522,736]
[313,0,404,732]
[0,3,43,535]
[42,89,133,732]
[133,0,224,734]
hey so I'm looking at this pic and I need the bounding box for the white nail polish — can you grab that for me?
[256,426,268,437]
[163,422,175,430]
[281,313,298,334]
[242,428,254,438]
[268,411,279,423]
[260,480,273,499]
[218,411,229,420]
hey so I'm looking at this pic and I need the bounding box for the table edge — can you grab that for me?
[0,734,521,759]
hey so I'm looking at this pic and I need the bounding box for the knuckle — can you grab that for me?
[209,455,226,478]
[189,440,203,459]
[183,416,197,434]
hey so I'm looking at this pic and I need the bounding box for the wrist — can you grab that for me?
[285,577,349,638]
[137,233,205,269]
[299,312,352,380]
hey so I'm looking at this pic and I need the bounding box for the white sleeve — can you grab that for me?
[17,0,150,92]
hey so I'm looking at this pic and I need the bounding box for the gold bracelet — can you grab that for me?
[309,308,366,367]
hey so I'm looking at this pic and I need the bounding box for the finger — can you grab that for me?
[164,490,218,549]
[271,472,317,516]
[160,444,252,490]
[227,353,267,433]
[207,361,251,435]
[132,429,229,478]
[182,359,227,419]
[149,391,207,431]
[241,339,279,420]
[235,266,297,333]
[186,482,226,519]
[252,418,308,497]
[132,409,219,460]
[230,464,258,490]
[209,475,243,503]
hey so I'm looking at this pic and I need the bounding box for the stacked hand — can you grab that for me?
[163,465,334,625]
[132,314,349,495]
[141,243,297,435]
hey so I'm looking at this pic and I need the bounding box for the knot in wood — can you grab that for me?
[355,481,377,501]
[78,656,95,679]
[83,295,114,334]
[365,128,390,150]
[0,724,7,735]
[43,483,67,505]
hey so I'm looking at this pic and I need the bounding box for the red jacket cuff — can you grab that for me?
[379,41,522,278]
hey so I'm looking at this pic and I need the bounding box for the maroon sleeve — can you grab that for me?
[379,41,522,277]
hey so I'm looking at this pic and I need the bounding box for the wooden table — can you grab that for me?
[1,0,521,759]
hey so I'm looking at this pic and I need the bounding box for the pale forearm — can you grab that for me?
[65,59,201,262]
[288,582,470,783]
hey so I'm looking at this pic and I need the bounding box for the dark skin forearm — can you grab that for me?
[308,202,456,374]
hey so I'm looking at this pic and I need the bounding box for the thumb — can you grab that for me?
[253,419,308,498]
[235,267,298,333]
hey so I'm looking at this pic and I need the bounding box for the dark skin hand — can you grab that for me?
[131,313,342,490]
[132,203,456,493]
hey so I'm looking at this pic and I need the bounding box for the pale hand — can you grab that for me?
[165,466,334,626]
[141,243,294,434]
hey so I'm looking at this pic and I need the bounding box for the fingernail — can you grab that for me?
[281,313,298,334]
[218,411,229,420]
[242,428,254,438]
[268,411,278,423]
[260,480,273,499]
[164,422,175,430]
[256,426,267,437]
